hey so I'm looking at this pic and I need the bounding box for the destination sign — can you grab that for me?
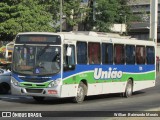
[15,34,61,44]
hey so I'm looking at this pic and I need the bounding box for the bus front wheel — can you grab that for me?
[124,80,133,98]
[33,96,45,102]
[73,82,86,103]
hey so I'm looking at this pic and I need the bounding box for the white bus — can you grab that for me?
[11,31,156,103]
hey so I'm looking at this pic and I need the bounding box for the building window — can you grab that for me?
[77,42,87,64]
[126,45,135,64]
[88,42,101,64]
[136,46,145,64]
[114,44,125,64]
[102,43,113,64]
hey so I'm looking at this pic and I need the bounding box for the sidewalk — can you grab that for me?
[156,72,160,79]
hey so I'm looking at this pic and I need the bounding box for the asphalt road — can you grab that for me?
[0,73,160,119]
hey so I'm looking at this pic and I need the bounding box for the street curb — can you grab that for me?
[145,107,160,111]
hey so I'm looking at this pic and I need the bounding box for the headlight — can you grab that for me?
[48,81,55,88]
[11,77,19,86]
[48,79,61,88]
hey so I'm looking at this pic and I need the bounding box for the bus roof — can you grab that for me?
[60,31,155,46]
[17,32,60,36]
[16,32,155,46]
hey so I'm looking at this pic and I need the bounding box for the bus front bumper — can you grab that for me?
[11,83,61,98]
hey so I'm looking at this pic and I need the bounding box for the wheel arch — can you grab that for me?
[0,82,10,94]
[80,79,88,87]
[128,77,134,87]
[0,82,10,89]
[79,79,88,95]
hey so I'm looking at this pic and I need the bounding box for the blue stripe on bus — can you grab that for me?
[12,73,61,82]
[62,65,155,78]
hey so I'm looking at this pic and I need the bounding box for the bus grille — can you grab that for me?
[26,89,43,93]
[21,78,50,83]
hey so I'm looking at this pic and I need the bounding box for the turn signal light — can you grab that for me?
[48,90,57,94]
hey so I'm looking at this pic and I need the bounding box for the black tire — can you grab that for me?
[124,79,133,98]
[73,82,87,103]
[0,83,10,94]
[33,96,45,102]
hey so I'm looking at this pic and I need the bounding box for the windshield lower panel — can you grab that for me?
[13,45,61,76]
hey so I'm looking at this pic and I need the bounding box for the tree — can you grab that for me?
[0,0,55,41]
[37,0,60,30]
[63,0,90,31]
[95,0,120,32]
[85,0,133,32]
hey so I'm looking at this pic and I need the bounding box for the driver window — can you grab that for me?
[14,46,33,71]
[18,47,28,66]
[63,44,75,71]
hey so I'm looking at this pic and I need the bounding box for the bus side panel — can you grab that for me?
[132,65,155,91]
[60,84,78,97]
[102,82,126,94]
[86,82,126,96]
[62,65,155,97]
[87,83,103,96]
[133,80,155,92]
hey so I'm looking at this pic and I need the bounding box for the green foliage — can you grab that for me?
[0,0,135,40]
[63,0,90,31]
[37,0,60,24]
[94,0,119,32]
[0,0,55,41]
[85,0,133,32]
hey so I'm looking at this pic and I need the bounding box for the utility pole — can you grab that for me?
[60,0,63,32]
[93,0,96,21]
[150,0,158,43]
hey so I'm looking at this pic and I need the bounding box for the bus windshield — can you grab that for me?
[13,45,61,76]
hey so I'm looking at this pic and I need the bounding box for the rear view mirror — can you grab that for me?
[66,46,72,56]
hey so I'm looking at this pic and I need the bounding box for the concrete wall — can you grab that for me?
[110,24,126,33]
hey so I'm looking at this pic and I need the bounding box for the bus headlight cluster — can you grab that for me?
[11,77,20,86]
[48,81,55,88]
[48,79,61,88]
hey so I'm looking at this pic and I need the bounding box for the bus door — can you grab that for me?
[61,41,77,97]
[63,41,76,72]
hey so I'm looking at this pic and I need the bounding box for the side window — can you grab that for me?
[136,46,145,64]
[146,46,155,64]
[63,44,75,71]
[77,42,87,64]
[102,43,113,64]
[88,42,101,64]
[126,45,135,64]
[114,44,125,64]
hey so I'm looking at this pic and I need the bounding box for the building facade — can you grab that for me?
[83,0,159,41]
[128,0,160,56]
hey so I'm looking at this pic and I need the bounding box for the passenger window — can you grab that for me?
[102,43,113,64]
[77,42,87,64]
[114,44,125,64]
[136,46,145,64]
[146,46,155,64]
[88,42,101,64]
[126,45,135,64]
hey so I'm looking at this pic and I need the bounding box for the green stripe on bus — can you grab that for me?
[63,71,155,84]
[19,81,51,88]
[18,71,155,87]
